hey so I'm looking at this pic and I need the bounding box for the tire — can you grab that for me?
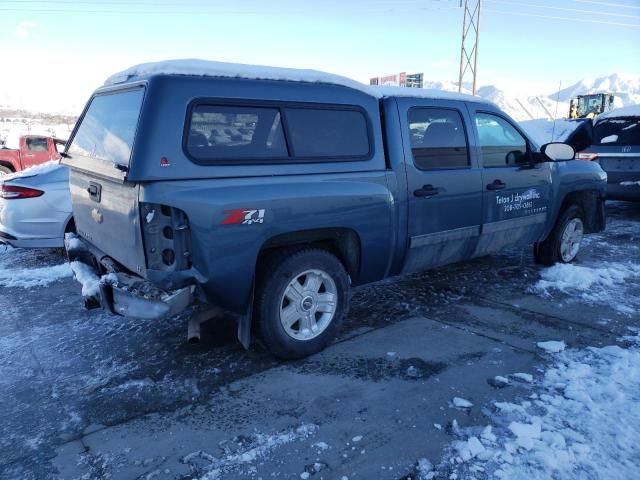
[534,204,585,266]
[0,165,12,176]
[255,248,350,359]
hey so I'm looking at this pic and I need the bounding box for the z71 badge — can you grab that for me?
[221,209,266,225]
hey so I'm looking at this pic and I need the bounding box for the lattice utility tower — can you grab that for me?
[458,0,482,95]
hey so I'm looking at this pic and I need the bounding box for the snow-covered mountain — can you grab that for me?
[421,73,639,121]
[550,73,640,107]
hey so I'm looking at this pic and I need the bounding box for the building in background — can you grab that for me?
[369,72,423,88]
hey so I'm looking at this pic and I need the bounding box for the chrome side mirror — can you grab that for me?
[541,142,575,162]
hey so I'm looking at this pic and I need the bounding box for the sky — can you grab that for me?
[0,0,639,114]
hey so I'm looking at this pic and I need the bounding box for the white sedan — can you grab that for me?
[0,162,73,248]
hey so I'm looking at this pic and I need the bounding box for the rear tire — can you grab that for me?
[255,248,349,359]
[0,165,12,176]
[534,204,585,266]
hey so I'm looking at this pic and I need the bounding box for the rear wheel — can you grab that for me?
[0,165,12,176]
[534,204,585,266]
[255,248,349,359]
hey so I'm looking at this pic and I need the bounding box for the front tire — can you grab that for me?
[255,248,349,359]
[0,165,12,176]
[534,204,585,266]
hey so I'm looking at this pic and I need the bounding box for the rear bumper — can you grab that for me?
[0,224,64,248]
[65,234,193,320]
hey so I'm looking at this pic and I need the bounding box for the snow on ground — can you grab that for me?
[180,424,318,480]
[422,330,640,480]
[0,246,72,288]
[530,261,640,315]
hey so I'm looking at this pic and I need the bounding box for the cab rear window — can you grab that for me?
[68,88,144,167]
[593,118,640,146]
[185,102,371,163]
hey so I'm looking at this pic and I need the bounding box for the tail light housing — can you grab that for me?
[575,152,598,161]
[140,203,192,271]
[0,185,44,199]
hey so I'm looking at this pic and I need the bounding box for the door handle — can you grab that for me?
[486,180,506,191]
[414,184,440,198]
[24,154,34,158]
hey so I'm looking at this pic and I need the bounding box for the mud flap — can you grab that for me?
[237,281,254,350]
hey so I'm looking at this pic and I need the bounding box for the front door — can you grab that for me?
[402,103,483,273]
[21,136,51,168]
[470,111,552,255]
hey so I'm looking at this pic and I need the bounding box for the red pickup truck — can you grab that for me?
[0,135,66,176]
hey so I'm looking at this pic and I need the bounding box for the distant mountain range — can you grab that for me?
[451,73,640,121]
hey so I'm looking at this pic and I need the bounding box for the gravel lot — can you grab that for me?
[1,202,638,480]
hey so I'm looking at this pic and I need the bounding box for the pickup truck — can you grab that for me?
[0,135,65,175]
[63,61,607,359]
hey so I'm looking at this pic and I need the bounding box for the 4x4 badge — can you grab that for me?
[622,146,631,153]
[221,209,266,225]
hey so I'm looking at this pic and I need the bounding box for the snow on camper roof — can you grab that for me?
[103,59,374,96]
[104,59,494,105]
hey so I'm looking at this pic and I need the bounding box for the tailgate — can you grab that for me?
[69,170,146,275]
[62,85,148,275]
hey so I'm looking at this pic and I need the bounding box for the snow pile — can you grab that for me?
[531,261,640,300]
[0,261,72,288]
[519,119,584,146]
[621,181,640,187]
[69,261,101,297]
[452,397,474,409]
[537,340,566,353]
[182,424,317,480]
[425,332,640,479]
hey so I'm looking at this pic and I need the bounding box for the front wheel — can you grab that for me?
[534,204,585,266]
[0,165,12,176]
[255,248,349,359]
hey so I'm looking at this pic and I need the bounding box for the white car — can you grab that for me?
[0,162,73,248]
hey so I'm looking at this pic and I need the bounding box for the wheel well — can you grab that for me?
[64,217,76,234]
[258,228,361,282]
[558,190,605,234]
[0,161,16,172]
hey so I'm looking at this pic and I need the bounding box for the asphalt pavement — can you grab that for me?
[0,202,638,480]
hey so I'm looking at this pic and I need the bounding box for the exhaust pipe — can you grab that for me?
[187,306,224,344]
[187,316,201,344]
[83,295,101,310]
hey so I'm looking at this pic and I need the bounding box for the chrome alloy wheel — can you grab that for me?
[279,269,338,341]
[560,217,584,262]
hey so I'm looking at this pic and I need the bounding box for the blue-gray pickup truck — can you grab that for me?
[63,60,607,359]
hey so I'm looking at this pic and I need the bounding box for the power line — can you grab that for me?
[573,0,640,9]
[485,0,640,19]
[484,7,640,26]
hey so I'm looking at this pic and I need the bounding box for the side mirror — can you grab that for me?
[541,142,575,162]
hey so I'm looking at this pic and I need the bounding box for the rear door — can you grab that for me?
[469,109,552,255]
[399,100,483,273]
[62,85,147,274]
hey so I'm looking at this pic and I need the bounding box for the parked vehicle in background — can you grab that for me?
[576,105,640,201]
[64,60,607,359]
[569,93,615,119]
[0,162,73,248]
[0,135,66,176]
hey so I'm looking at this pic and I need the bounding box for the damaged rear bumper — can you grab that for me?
[65,234,193,320]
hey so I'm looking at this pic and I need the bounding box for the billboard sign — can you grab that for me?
[369,72,423,88]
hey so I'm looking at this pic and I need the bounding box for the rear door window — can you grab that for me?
[187,105,288,161]
[593,118,640,146]
[68,88,144,167]
[408,108,469,169]
[283,107,370,158]
[475,113,528,167]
